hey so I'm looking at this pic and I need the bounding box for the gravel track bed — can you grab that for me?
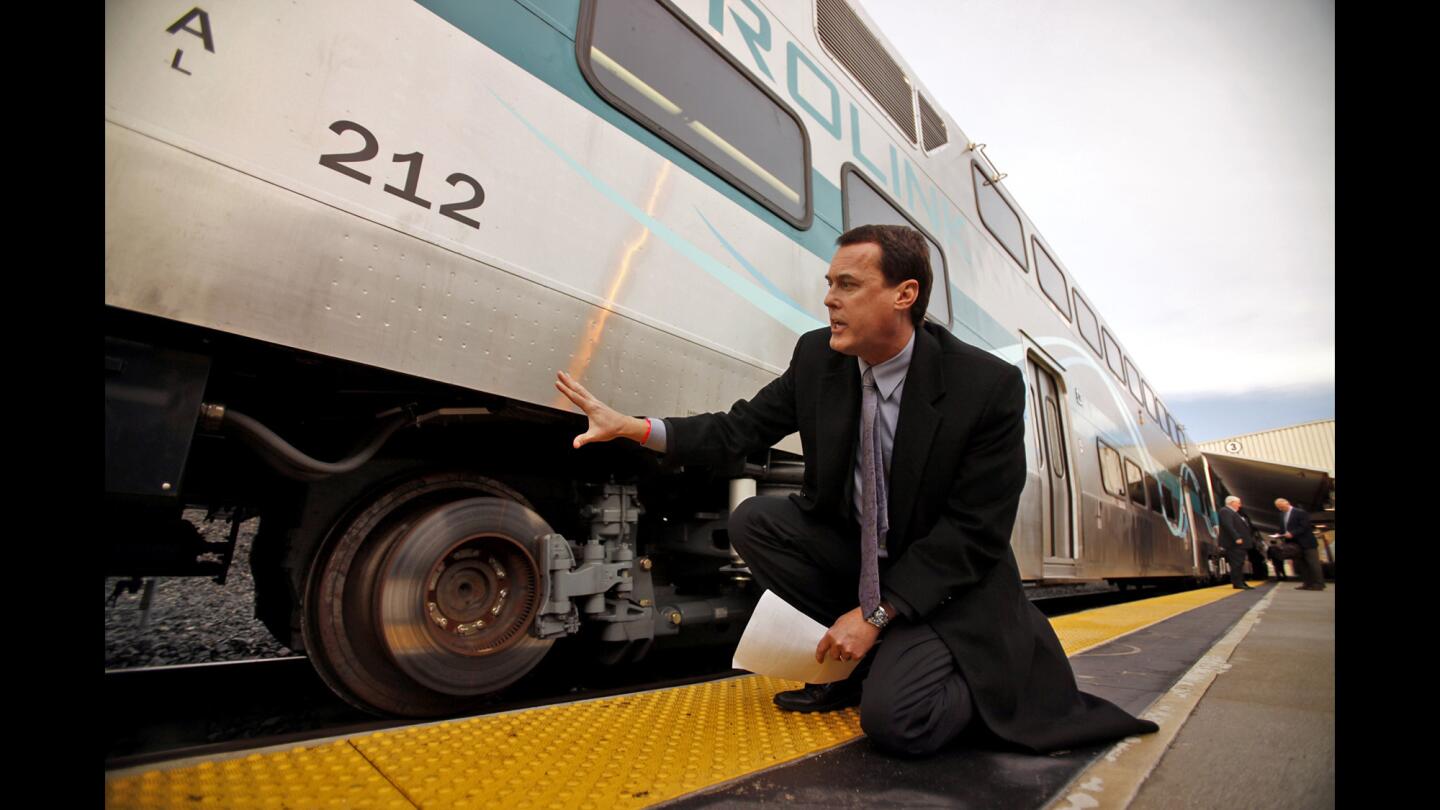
[105,510,294,670]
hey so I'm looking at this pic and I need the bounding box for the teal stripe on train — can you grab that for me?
[695,208,820,321]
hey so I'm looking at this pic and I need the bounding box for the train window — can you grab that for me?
[971,163,1027,272]
[1032,238,1071,321]
[1160,481,1177,519]
[842,165,951,325]
[1101,328,1126,383]
[1073,292,1102,356]
[1123,357,1142,401]
[1144,472,1163,514]
[1043,398,1067,474]
[1141,380,1160,422]
[1096,439,1125,499]
[578,0,811,228]
[1124,458,1146,506]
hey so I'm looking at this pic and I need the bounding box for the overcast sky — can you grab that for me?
[855,0,1334,441]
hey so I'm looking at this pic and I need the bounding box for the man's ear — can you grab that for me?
[894,279,919,310]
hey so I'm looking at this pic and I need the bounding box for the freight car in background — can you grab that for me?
[104,0,1220,717]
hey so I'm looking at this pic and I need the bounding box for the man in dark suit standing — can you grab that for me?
[1275,498,1325,590]
[555,224,1157,757]
[1218,496,1255,589]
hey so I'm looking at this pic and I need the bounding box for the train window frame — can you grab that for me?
[1096,439,1126,499]
[971,162,1028,273]
[1031,236,1072,322]
[1073,291,1103,356]
[1123,457,1146,507]
[1160,479,1177,519]
[1122,357,1142,402]
[1144,471,1163,514]
[1160,405,1177,444]
[841,163,953,326]
[1141,380,1160,421]
[1100,328,1126,384]
[576,0,814,229]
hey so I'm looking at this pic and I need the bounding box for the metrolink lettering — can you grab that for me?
[705,0,976,271]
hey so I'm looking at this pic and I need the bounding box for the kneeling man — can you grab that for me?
[556,224,1158,756]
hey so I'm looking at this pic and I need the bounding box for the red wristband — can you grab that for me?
[641,417,652,445]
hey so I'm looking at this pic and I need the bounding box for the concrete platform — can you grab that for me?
[1126,584,1334,809]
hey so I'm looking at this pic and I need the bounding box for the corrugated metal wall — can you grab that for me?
[1197,419,1335,476]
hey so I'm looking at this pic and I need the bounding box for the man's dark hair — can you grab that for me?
[836,224,932,328]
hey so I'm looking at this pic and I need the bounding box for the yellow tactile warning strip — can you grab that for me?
[104,583,1258,809]
[104,739,414,809]
[351,676,860,808]
[1050,581,1265,656]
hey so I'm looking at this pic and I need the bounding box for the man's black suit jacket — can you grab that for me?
[1219,507,1255,549]
[1284,506,1317,549]
[664,322,1156,753]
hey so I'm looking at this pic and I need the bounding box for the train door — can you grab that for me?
[1027,356,1076,575]
[1182,478,1204,575]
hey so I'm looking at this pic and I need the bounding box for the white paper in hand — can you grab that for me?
[732,590,862,684]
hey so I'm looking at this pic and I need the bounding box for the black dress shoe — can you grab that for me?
[773,679,863,713]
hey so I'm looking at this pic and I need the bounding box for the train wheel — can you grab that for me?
[303,472,555,716]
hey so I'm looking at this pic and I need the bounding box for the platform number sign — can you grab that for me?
[1224,441,1242,454]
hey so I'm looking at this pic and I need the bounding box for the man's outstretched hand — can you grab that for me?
[555,370,648,449]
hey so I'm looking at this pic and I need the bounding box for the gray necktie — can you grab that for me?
[859,367,887,615]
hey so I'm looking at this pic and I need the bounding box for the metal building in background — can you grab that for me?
[1198,419,1334,477]
[1197,418,1335,572]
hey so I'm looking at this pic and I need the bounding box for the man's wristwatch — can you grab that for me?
[865,603,892,630]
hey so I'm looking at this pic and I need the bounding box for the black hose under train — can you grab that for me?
[220,408,410,481]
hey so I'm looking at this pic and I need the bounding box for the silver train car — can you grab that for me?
[105,0,1222,716]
